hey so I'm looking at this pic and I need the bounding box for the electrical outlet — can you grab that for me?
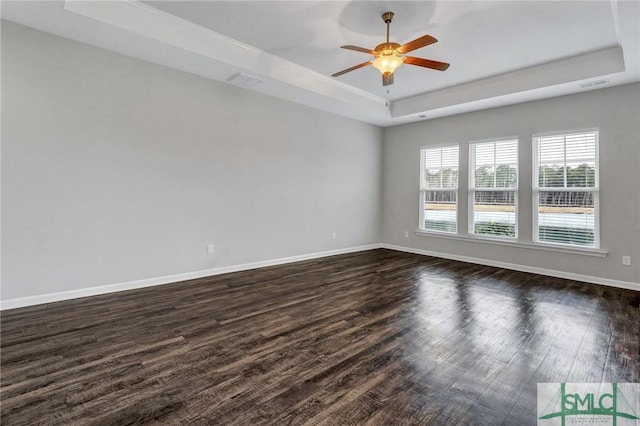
[331,232,336,240]
[404,231,409,238]
[207,244,214,254]
[622,255,631,266]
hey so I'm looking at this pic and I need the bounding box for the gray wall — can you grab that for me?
[2,21,639,304]
[383,83,640,285]
[1,22,383,300]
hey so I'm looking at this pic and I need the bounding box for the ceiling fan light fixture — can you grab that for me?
[372,53,404,75]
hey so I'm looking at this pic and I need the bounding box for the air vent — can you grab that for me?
[226,73,263,88]
[579,78,610,88]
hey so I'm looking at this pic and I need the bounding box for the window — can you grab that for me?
[420,146,459,233]
[533,130,599,247]
[469,139,518,238]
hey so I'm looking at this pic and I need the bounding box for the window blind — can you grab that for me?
[421,146,459,233]
[469,139,518,238]
[534,131,598,247]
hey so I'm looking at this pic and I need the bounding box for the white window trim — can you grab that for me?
[532,129,600,249]
[468,138,519,240]
[416,129,602,255]
[419,144,459,234]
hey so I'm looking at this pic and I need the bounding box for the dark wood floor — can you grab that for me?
[1,249,638,425]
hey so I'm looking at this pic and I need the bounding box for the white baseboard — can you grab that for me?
[0,244,382,310]
[381,243,640,292]
[3,242,637,310]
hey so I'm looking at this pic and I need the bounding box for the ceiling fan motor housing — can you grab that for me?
[375,42,401,53]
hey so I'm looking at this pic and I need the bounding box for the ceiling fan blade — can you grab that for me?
[332,61,373,77]
[382,72,394,86]
[396,35,438,54]
[404,56,450,71]
[341,45,380,56]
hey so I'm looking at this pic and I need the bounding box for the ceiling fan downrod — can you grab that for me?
[382,12,394,43]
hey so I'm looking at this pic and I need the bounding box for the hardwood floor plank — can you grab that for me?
[1,249,638,425]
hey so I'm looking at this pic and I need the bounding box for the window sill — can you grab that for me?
[414,230,608,258]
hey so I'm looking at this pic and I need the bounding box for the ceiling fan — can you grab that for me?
[332,12,450,86]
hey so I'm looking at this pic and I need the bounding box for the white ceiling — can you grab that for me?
[2,1,639,127]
